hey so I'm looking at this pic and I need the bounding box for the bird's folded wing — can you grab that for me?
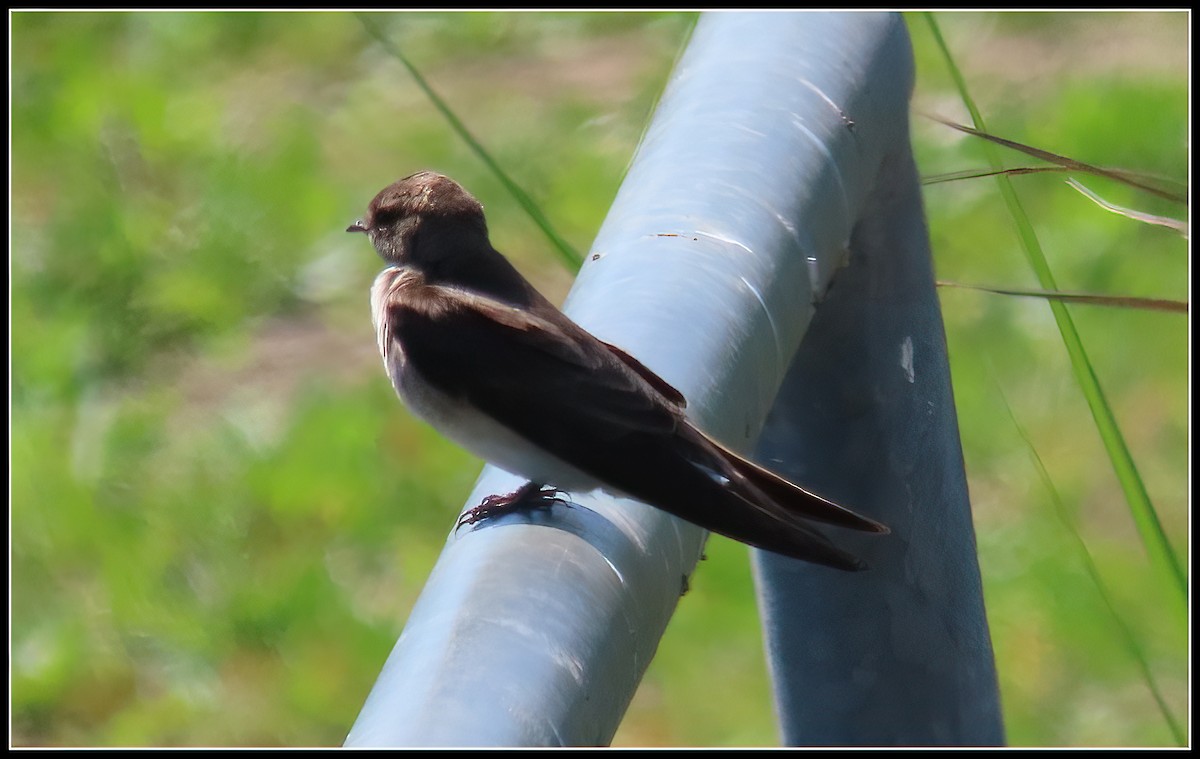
[598,340,687,409]
[385,286,684,443]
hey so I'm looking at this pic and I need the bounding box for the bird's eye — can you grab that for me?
[373,209,402,227]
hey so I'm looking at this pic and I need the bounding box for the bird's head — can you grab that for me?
[348,171,488,266]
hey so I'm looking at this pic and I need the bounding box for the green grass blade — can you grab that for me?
[355,13,583,270]
[921,13,1186,614]
[1000,389,1184,746]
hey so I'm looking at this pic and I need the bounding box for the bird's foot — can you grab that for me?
[456,482,569,530]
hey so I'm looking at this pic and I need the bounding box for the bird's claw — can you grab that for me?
[455,483,568,531]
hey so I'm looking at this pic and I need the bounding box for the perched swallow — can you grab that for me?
[348,171,888,570]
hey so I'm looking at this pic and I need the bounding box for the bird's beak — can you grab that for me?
[346,219,368,234]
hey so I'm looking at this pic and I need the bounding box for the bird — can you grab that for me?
[347,171,888,570]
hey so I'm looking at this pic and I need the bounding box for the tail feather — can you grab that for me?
[574,420,887,571]
[719,488,871,570]
[697,424,890,535]
[656,424,885,570]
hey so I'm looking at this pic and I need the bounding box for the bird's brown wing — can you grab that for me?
[598,340,687,409]
[385,284,683,442]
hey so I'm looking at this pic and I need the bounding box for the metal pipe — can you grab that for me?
[751,139,1005,746]
[345,11,994,747]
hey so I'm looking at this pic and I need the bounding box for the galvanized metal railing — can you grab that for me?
[345,11,1003,747]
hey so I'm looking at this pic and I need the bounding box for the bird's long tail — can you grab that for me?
[666,423,889,570]
[699,428,890,535]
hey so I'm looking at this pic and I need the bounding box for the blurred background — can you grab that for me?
[10,10,1188,747]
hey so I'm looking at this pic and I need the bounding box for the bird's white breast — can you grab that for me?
[370,267,600,492]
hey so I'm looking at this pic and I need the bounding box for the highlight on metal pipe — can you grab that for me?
[345,11,1002,747]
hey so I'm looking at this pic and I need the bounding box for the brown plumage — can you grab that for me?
[349,171,888,570]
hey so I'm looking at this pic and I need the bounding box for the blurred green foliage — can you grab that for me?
[10,10,1187,747]
[909,11,1188,747]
